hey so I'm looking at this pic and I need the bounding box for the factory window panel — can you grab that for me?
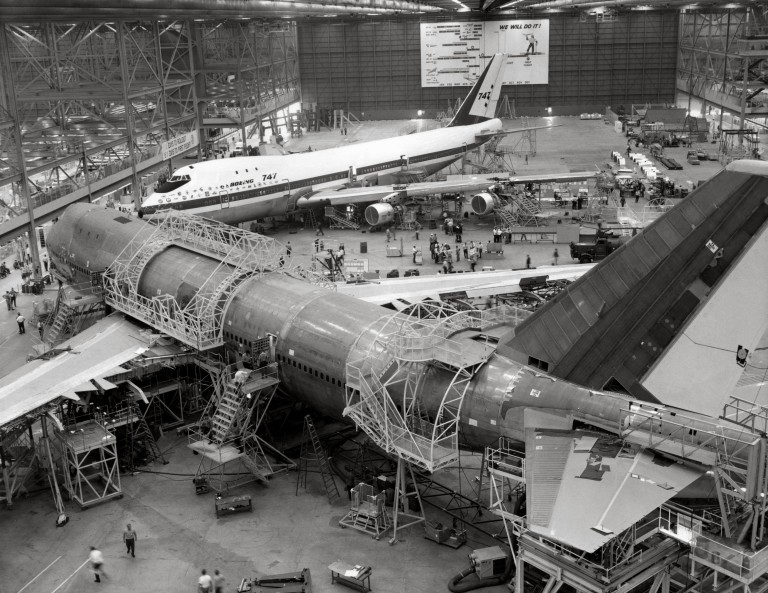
[320,373,324,380]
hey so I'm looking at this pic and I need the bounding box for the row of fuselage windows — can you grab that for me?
[164,144,476,208]
[60,256,91,277]
[222,331,344,388]
[275,352,344,389]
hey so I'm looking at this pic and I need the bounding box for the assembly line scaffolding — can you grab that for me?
[482,395,768,593]
[344,301,532,543]
[102,209,332,351]
[188,362,294,494]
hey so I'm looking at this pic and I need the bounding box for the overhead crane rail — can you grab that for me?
[103,209,331,350]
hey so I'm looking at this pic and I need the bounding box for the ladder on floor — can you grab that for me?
[296,415,340,503]
[305,208,318,231]
[210,382,244,444]
[130,405,166,465]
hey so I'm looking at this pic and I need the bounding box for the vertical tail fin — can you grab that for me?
[447,54,505,127]
[497,160,768,417]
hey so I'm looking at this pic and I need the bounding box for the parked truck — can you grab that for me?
[569,230,626,263]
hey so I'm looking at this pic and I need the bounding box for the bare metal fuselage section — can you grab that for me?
[45,205,745,451]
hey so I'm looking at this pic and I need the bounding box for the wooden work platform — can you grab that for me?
[433,338,495,369]
[61,420,116,453]
[392,433,456,469]
[188,440,243,463]
[241,374,279,394]
[508,226,558,243]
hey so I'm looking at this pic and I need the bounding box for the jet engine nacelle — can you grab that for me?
[471,192,497,216]
[365,203,395,227]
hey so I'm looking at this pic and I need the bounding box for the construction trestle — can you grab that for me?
[103,209,331,351]
[56,420,122,508]
[343,302,531,542]
[188,362,294,494]
[339,481,392,539]
[484,392,768,593]
[345,302,531,474]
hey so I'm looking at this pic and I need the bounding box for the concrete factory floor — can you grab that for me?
[0,115,734,593]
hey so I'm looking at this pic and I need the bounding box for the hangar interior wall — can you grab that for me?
[298,13,679,120]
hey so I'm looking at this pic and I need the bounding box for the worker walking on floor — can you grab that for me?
[89,546,106,583]
[123,523,137,558]
[553,248,559,265]
[198,569,213,593]
[16,312,25,334]
[214,569,225,593]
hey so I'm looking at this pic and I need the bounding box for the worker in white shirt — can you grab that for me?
[89,546,106,583]
[198,569,213,593]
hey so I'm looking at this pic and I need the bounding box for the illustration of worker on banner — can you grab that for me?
[524,33,538,55]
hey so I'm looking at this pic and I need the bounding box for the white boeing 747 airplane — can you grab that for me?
[140,54,595,226]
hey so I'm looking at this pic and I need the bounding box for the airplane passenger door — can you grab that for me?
[349,166,357,183]
[400,155,409,170]
[220,190,229,209]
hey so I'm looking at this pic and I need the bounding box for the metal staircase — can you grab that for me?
[45,301,74,345]
[493,203,517,230]
[324,206,360,230]
[512,192,542,226]
[44,294,105,349]
[187,362,294,493]
[296,415,340,503]
[209,382,244,444]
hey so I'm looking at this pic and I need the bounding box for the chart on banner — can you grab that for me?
[420,20,549,88]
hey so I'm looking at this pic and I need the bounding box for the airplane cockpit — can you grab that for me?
[154,173,192,194]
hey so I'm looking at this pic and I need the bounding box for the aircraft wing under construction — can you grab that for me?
[523,428,703,552]
[295,170,599,207]
[0,315,149,432]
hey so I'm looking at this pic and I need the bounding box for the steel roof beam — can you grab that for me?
[519,0,740,8]
[0,0,444,21]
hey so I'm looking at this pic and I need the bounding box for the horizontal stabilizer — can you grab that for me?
[525,429,702,552]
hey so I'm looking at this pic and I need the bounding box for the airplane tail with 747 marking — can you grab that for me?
[140,54,595,226]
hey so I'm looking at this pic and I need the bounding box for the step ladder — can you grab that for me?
[305,208,318,231]
[130,405,166,465]
[296,415,340,503]
[210,382,243,444]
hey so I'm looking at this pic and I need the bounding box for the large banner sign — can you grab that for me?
[161,130,199,160]
[420,20,549,87]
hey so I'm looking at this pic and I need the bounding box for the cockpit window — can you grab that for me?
[155,174,191,194]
